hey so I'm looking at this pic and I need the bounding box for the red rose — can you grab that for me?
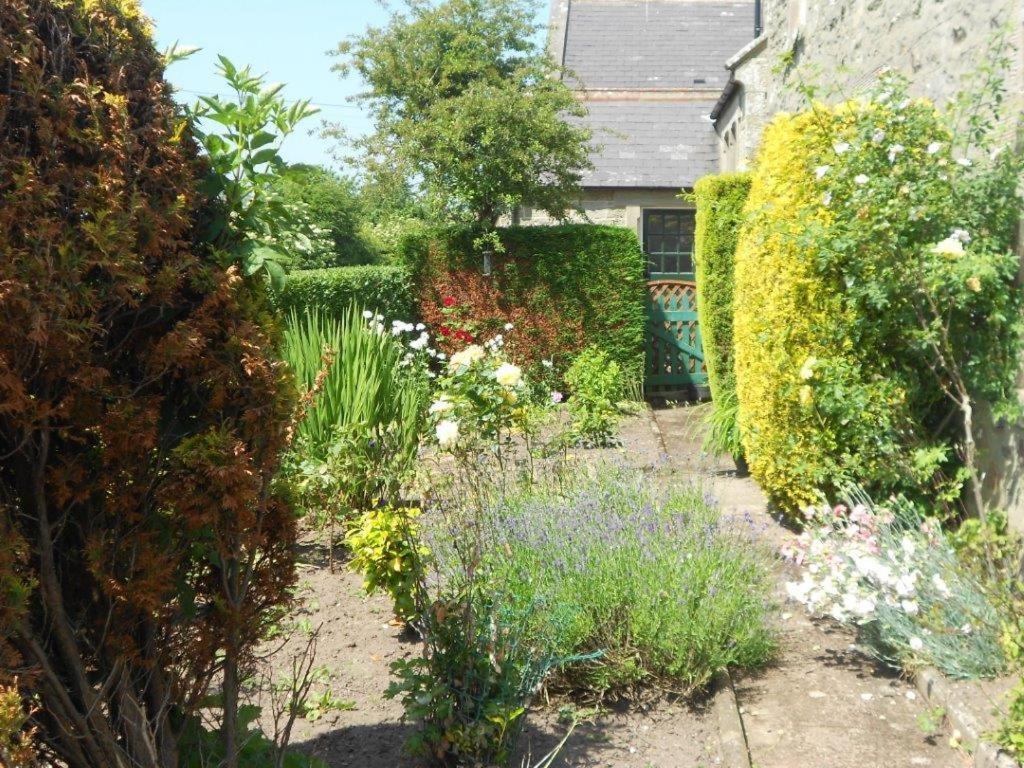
[442,296,457,308]
[439,325,452,337]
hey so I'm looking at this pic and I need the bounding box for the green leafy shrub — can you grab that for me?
[564,346,625,447]
[996,679,1024,758]
[691,173,751,460]
[345,506,427,620]
[403,224,646,384]
[950,513,1024,666]
[187,56,319,288]
[277,164,377,268]
[733,74,1024,517]
[387,583,562,766]
[274,265,415,322]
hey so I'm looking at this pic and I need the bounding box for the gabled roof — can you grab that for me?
[572,99,720,188]
[560,1,756,91]
[552,0,755,189]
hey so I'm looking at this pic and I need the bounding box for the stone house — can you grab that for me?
[530,0,757,277]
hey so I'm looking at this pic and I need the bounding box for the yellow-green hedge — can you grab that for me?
[692,173,751,458]
[733,109,904,514]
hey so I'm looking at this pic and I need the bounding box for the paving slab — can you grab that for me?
[651,405,973,768]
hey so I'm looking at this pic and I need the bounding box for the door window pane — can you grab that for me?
[643,209,695,275]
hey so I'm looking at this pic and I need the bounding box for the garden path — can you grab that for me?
[652,404,969,768]
[284,406,970,768]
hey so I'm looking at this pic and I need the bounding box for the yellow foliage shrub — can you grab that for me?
[733,107,911,515]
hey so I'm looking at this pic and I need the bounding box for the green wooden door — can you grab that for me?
[642,209,707,398]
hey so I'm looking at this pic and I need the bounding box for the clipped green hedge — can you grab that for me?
[274,264,415,320]
[401,224,646,383]
[692,173,751,457]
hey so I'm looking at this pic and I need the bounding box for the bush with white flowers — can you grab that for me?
[785,490,1005,679]
[426,335,534,460]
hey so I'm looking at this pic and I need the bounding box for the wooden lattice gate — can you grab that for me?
[644,278,707,398]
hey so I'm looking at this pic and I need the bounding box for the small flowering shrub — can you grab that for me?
[564,346,627,447]
[429,468,776,699]
[733,73,1024,516]
[345,506,427,621]
[426,337,537,463]
[785,491,1005,679]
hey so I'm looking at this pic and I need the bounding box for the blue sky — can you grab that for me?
[141,0,549,172]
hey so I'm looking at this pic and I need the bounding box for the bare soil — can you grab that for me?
[269,406,978,768]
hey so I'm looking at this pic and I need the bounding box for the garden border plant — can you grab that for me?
[691,172,751,464]
[733,72,1024,518]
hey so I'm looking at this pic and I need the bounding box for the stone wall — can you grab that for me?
[516,188,692,238]
[720,0,1024,171]
[719,0,1024,527]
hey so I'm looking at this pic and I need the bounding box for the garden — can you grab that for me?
[2,1,1024,767]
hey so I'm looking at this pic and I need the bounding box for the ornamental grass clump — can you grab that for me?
[430,468,776,700]
[785,489,1005,679]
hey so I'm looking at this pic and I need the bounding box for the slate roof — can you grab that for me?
[562,1,755,91]
[575,99,719,188]
[555,0,754,189]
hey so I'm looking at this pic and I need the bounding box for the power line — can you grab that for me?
[170,86,367,112]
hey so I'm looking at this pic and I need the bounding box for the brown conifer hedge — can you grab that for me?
[0,1,297,765]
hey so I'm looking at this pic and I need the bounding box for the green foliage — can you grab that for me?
[564,346,624,447]
[273,265,415,323]
[179,706,326,768]
[187,57,320,289]
[387,585,561,767]
[691,172,751,459]
[997,679,1024,758]
[336,0,592,225]
[430,469,776,699]
[733,74,1024,517]
[405,224,647,385]
[950,512,1024,666]
[281,306,428,501]
[345,506,427,620]
[277,165,377,268]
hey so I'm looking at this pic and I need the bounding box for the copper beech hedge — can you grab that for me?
[0,1,297,765]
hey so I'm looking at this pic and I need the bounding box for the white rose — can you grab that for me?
[495,362,522,388]
[448,344,486,370]
[429,397,454,415]
[435,419,460,448]
[932,237,965,257]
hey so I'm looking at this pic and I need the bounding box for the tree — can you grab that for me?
[0,2,297,765]
[278,164,376,268]
[336,0,593,228]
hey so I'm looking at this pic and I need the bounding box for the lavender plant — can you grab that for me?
[427,467,776,700]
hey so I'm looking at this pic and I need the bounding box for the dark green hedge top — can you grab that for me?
[401,224,647,381]
[273,264,415,321]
